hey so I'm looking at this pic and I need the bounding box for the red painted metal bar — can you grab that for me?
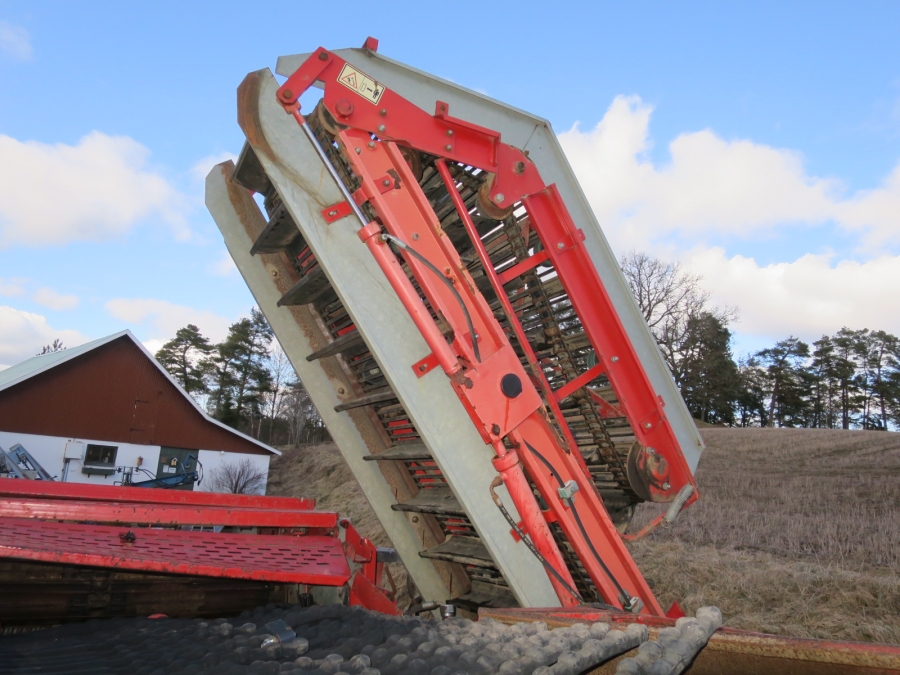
[338,135,658,612]
[0,477,316,510]
[346,141,578,607]
[553,363,606,404]
[277,49,543,210]
[496,250,549,286]
[0,517,351,585]
[523,186,695,501]
[433,159,591,475]
[0,497,338,529]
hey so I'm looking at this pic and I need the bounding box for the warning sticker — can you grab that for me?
[337,63,385,105]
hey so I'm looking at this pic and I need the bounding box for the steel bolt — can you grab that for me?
[282,89,293,100]
[418,364,427,372]
[646,447,656,455]
[355,147,361,154]
[368,141,376,149]
[611,356,619,362]
[495,193,505,203]
[662,482,671,490]
[446,129,453,136]
[377,124,385,132]
[328,210,338,217]
[645,422,653,429]
[412,233,419,240]
[318,51,329,60]
[445,144,453,151]
[379,109,387,116]
[557,242,564,249]
[383,179,391,187]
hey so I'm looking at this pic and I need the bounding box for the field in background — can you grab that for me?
[267,429,900,644]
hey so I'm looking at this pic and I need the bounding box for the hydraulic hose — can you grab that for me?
[382,233,482,364]
[489,476,584,604]
[523,439,636,608]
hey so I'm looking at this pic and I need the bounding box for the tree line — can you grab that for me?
[620,252,900,430]
[154,308,328,446]
[155,253,897,439]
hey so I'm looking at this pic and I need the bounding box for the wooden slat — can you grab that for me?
[306,330,365,362]
[362,443,432,462]
[334,390,398,413]
[391,489,464,516]
[419,536,494,567]
[277,267,334,307]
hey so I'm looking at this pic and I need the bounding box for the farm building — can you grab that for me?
[0,330,278,491]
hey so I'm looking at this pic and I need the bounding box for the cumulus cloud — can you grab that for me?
[104,298,231,343]
[32,287,79,311]
[0,131,188,247]
[0,21,31,60]
[680,247,900,344]
[559,96,900,252]
[0,306,89,368]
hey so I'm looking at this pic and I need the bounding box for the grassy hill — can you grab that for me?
[267,428,900,644]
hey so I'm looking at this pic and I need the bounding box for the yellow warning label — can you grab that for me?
[337,63,385,105]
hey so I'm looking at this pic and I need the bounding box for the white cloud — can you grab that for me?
[33,287,79,311]
[207,250,238,277]
[0,131,188,247]
[0,279,24,296]
[142,338,166,356]
[681,247,900,346]
[0,306,89,368]
[191,152,237,183]
[0,21,31,60]
[104,298,231,343]
[559,96,900,252]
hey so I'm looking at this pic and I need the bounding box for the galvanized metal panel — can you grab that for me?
[277,49,705,473]
[205,161,452,606]
[210,68,559,607]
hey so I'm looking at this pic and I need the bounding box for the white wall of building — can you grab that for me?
[0,431,272,491]
[194,449,271,495]
[0,430,161,486]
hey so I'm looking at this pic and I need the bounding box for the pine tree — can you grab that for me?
[677,313,741,425]
[155,325,213,396]
[756,337,810,427]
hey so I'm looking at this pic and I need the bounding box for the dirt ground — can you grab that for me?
[267,428,900,644]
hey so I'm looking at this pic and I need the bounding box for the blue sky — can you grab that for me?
[1,1,899,367]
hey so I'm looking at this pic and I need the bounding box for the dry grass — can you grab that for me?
[629,428,900,643]
[267,429,900,644]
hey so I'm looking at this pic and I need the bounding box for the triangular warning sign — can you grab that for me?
[341,72,358,89]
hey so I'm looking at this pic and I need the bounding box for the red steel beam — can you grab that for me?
[0,477,316,510]
[0,497,338,529]
[0,517,350,586]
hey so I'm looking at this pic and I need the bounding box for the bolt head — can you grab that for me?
[556,242,564,249]
[611,356,619,362]
[495,193,505,203]
[328,210,337,217]
[377,124,385,132]
[418,364,427,372]
[281,89,293,100]
[367,141,376,149]
[355,147,361,154]
[646,447,656,455]
[318,51,329,60]
[446,129,453,136]
[412,233,419,240]
[382,178,391,186]
[379,109,387,116]
[662,482,671,490]
[445,144,453,151]
[645,422,653,429]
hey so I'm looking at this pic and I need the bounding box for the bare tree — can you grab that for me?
[620,251,736,384]
[209,457,267,494]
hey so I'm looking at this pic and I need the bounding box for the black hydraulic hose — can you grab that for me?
[381,233,482,364]
[489,477,584,604]
[523,439,633,605]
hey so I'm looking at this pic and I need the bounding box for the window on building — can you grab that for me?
[82,444,118,475]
